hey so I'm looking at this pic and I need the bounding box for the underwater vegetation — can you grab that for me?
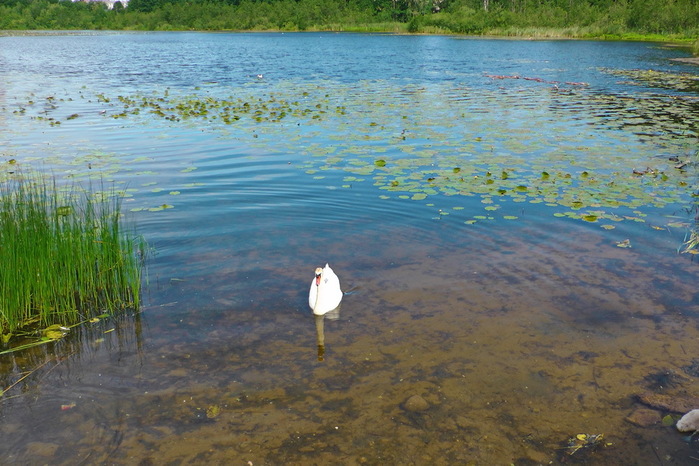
[0,170,145,351]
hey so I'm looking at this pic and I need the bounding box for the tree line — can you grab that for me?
[0,0,698,39]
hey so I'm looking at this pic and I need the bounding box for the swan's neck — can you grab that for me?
[313,281,321,313]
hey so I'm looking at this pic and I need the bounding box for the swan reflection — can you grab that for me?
[315,305,340,362]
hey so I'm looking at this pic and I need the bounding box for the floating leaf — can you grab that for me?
[374,159,386,167]
[206,405,221,419]
[148,204,174,211]
[45,329,67,340]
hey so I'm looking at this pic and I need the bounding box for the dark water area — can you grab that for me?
[1,32,699,464]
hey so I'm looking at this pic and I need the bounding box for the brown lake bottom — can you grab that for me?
[2,218,698,465]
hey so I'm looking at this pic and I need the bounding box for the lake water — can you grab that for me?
[1,31,698,464]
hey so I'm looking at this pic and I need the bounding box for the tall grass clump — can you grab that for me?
[0,173,145,340]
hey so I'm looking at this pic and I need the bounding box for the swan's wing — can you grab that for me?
[321,266,343,311]
[322,264,341,290]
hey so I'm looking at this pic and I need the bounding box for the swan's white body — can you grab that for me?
[309,263,343,315]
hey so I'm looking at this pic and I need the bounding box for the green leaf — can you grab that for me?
[661,414,676,426]
[56,206,73,216]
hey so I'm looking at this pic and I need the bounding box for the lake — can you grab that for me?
[1,31,698,464]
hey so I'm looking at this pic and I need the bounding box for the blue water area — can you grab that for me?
[0,32,698,464]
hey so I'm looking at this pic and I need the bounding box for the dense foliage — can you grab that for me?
[0,0,698,39]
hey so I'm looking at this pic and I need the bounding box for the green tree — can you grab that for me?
[128,0,162,13]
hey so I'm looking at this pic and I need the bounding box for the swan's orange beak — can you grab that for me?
[315,273,321,286]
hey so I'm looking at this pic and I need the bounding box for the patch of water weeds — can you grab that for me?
[11,72,698,238]
[55,74,695,246]
[0,169,145,355]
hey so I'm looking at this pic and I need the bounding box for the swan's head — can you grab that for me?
[314,267,323,286]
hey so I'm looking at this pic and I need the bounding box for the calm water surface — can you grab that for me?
[1,32,698,464]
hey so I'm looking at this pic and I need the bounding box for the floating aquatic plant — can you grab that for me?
[600,67,699,93]
[10,71,699,246]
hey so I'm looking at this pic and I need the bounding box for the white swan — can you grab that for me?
[308,263,343,315]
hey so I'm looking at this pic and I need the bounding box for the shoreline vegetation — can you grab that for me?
[0,171,145,352]
[0,0,697,53]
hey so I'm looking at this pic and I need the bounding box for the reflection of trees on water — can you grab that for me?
[0,311,146,399]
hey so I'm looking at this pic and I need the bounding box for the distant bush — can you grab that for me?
[0,0,697,38]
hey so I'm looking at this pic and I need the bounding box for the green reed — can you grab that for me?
[0,173,144,339]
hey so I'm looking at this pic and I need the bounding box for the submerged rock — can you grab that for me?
[677,409,699,432]
[681,359,699,378]
[625,408,660,427]
[637,393,699,413]
[403,394,430,412]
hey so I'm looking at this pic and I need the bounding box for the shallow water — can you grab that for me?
[1,32,699,464]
